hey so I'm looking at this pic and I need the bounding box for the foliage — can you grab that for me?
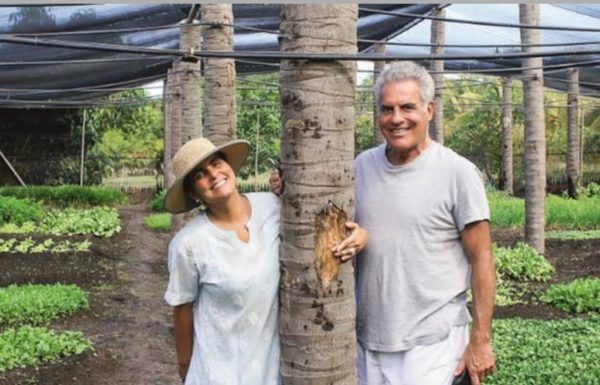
[541,278,600,313]
[39,207,121,238]
[238,180,270,194]
[488,191,600,229]
[582,182,600,198]
[0,326,91,373]
[0,185,127,207]
[355,113,375,156]
[143,213,171,232]
[0,196,43,226]
[0,284,88,327]
[494,242,555,282]
[545,230,600,240]
[150,189,166,212]
[236,74,281,180]
[0,237,91,253]
[487,316,600,385]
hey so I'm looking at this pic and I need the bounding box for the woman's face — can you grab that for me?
[188,153,237,205]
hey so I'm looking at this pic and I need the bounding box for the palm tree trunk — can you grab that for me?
[279,4,358,384]
[202,4,236,145]
[429,7,445,144]
[501,77,514,194]
[373,43,386,146]
[566,68,581,198]
[520,4,546,254]
[180,22,203,143]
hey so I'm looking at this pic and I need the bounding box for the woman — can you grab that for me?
[163,137,367,385]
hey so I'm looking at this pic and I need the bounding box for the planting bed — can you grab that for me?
[0,212,597,384]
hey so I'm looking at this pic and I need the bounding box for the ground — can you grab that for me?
[0,209,598,384]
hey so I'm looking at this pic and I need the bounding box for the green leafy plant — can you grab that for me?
[0,185,127,207]
[495,242,555,282]
[0,284,89,327]
[39,207,121,238]
[541,278,600,313]
[143,213,171,232]
[582,182,600,198]
[0,237,91,253]
[487,316,600,385]
[0,196,44,226]
[150,189,166,212]
[0,326,91,372]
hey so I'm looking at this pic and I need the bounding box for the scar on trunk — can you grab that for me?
[314,201,347,296]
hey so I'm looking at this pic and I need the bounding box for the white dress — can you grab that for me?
[164,193,281,385]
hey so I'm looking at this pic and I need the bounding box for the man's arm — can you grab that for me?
[456,220,496,385]
[173,303,194,383]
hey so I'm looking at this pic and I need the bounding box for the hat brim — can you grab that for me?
[164,140,250,214]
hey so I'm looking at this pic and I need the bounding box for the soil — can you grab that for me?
[0,212,598,384]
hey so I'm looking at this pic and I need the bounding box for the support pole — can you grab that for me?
[429,7,445,144]
[0,149,26,186]
[373,42,386,146]
[501,77,514,194]
[566,68,581,198]
[80,110,86,186]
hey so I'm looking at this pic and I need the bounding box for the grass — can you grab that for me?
[488,191,600,229]
[0,284,89,327]
[143,213,172,232]
[0,326,91,373]
[488,316,600,385]
[541,278,600,314]
[546,230,600,240]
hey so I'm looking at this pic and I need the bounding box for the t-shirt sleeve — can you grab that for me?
[164,236,200,306]
[452,162,490,232]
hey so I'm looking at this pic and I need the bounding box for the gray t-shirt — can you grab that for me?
[354,141,490,352]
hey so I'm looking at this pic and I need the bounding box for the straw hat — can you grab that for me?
[164,137,250,214]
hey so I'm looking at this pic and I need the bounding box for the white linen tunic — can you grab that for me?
[164,193,281,385]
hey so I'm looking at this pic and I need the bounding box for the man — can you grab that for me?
[352,61,495,385]
[271,61,495,385]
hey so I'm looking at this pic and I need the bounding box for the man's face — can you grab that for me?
[379,79,433,164]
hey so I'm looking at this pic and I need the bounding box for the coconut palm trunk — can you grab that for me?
[429,7,445,144]
[279,4,358,384]
[501,77,514,194]
[373,43,386,146]
[520,4,546,254]
[566,68,581,198]
[202,4,236,145]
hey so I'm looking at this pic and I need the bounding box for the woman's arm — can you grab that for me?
[173,303,194,382]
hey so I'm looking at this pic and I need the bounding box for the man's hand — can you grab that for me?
[332,222,368,262]
[269,169,283,196]
[454,335,495,385]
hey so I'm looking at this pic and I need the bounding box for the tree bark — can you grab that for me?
[373,43,386,146]
[279,4,357,384]
[180,21,203,143]
[429,7,445,144]
[202,4,236,145]
[520,4,546,254]
[566,68,581,199]
[164,66,183,190]
[501,77,513,194]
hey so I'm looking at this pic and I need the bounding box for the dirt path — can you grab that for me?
[94,204,179,385]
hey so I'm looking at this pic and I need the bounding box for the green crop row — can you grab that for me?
[488,191,600,229]
[0,237,91,253]
[0,196,44,226]
[487,316,599,385]
[0,207,121,238]
[0,284,89,327]
[541,278,600,314]
[546,229,600,240]
[143,213,171,232]
[495,242,555,282]
[0,326,91,373]
[0,185,127,208]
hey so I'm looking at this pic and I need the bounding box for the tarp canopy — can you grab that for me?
[0,3,437,106]
[1,3,600,106]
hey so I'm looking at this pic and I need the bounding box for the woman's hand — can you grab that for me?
[269,169,283,196]
[332,222,368,262]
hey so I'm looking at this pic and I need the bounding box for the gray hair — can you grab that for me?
[373,61,434,112]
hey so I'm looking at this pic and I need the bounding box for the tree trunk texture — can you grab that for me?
[164,66,183,189]
[501,77,514,195]
[202,4,236,145]
[429,7,445,144]
[373,43,386,146]
[566,68,581,199]
[179,21,203,143]
[279,4,357,384]
[520,4,546,254]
